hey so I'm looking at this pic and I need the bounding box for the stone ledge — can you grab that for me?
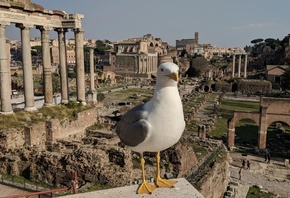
[62,178,204,198]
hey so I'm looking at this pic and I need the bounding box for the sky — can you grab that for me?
[6,0,290,48]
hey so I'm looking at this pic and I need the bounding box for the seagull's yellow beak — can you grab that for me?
[167,72,179,81]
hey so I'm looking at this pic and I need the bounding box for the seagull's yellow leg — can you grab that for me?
[155,151,177,188]
[137,154,156,194]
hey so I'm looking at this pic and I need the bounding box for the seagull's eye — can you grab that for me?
[160,68,164,72]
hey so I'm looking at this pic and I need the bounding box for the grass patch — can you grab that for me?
[0,103,92,130]
[2,174,52,189]
[79,183,114,192]
[102,88,154,106]
[246,186,276,198]
[87,123,105,130]
[192,145,208,160]
[210,99,260,138]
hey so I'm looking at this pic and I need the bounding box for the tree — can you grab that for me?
[281,66,290,90]
[84,46,93,73]
[265,38,280,49]
[250,38,264,45]
[95,40,112,55]
[52,74,61,94]
[186,66,200,77]
[180,49,187,57]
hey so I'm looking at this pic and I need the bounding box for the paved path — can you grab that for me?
[229,153,290,198]
[0,184,32,197]
[61,178,204,198]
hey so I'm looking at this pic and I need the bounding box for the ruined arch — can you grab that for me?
[266,120,290,151]
[227,97,290,150]
[265,115,290,130]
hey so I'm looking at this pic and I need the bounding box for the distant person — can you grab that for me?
[264,151,268,162]
[242,159,246,168]
[239,168,242,180]
[267,153,271,164]
[247,160,251,169]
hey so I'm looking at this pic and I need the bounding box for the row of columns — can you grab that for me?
[232,54,248,78]
[137,56,157,74]
[0,22,87,114]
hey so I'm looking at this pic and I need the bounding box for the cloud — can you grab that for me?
[231,23,279,31]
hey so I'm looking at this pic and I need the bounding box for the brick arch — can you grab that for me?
[230,112,260,126]
[227,112,260,148]
[227,97,290,150]
[264,114,290,130]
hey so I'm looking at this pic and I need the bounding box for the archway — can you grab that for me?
[228,97,290,152]
[234,118,258,151]
[266,121,290,157]
[227,111,260,149]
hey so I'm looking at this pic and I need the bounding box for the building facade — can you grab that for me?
[114,34,162,78]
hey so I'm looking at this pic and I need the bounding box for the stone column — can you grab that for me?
[0,23,13,114]
[244,54,248,78]
[89,48,94,91]
[87,48,97,104]
[238,55,242,77]
[258,106,267,150]
[227,121,235,149]
[55,28,69,104]
[232,54,235,78]
[74,28,86,104]
[16,24,37,111]
[198,125,206,139]
[136,56,139,74]
[37,26,53,106]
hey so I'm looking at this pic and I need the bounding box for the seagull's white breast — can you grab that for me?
[130,86,185,153]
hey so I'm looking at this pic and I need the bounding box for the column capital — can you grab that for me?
[15,23,33,30]
[73,28,84,33]
[54,28,68,34]
[36,26,52,32]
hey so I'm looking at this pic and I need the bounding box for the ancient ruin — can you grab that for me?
[227,97,290,150]
[0,0,86,114]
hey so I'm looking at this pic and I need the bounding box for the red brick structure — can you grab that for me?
[198,125,206,139]
[227,97,290,150]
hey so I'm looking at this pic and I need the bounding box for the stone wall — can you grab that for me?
[24,122,46,148]
[0,128,25,149]
[0,107,98,149]
[199,159,230,198]
[56,107,98,139]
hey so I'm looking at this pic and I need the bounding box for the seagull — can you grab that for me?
[116,62,185,194]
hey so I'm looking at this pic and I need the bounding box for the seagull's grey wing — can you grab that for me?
[116,103,150,147]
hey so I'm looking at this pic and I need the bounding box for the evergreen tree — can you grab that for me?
[186,66,200,77]
[281,66,290,90]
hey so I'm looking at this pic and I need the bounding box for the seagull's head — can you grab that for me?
[156,62,179,87]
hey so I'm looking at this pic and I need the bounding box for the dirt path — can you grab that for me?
[229,152,290,198]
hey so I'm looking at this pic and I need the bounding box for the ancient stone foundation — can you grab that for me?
[0,107,98,149]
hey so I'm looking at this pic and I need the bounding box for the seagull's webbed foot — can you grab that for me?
[156,176,177,188]
[155,151,177,188]
[137,180,156,194]
[137,154,157,194]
